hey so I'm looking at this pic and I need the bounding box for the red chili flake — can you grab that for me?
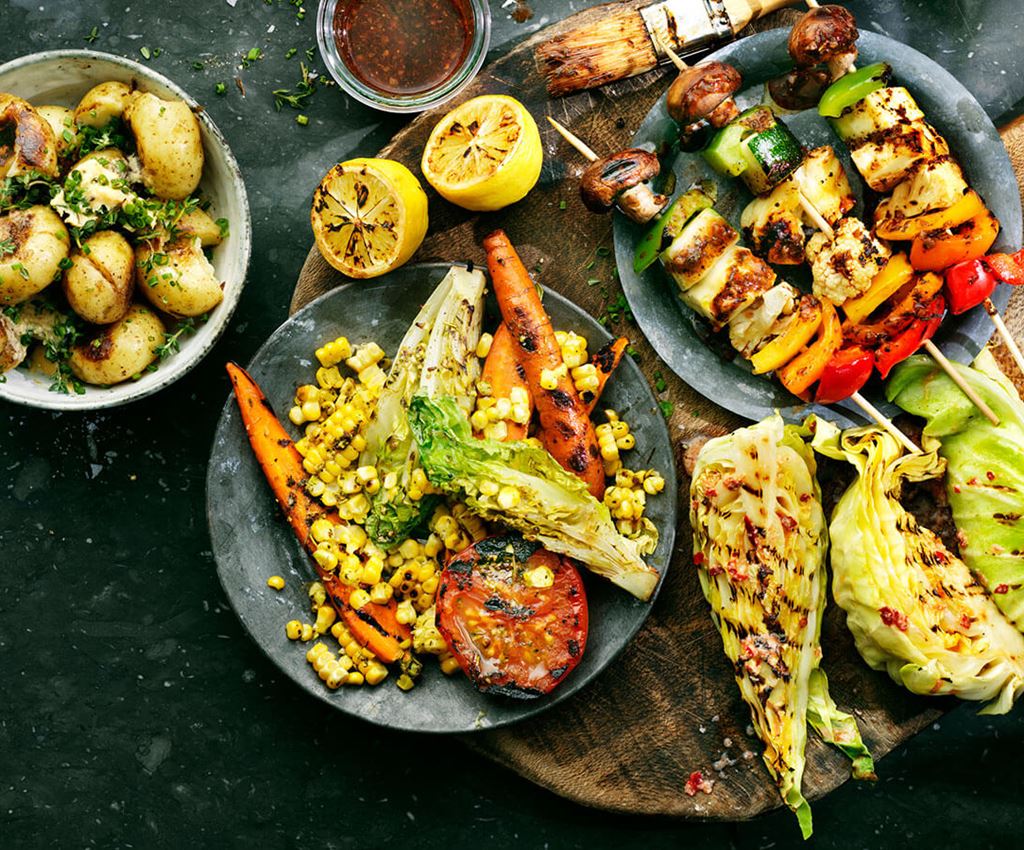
[987,470,996,480]
[879,606,909,631]
[685,770,715,797]
[798,615,808,628]
[799,493,811,502]
[707,564,724,577]
[994,584,1009,594]
[693,551,705,566]
[934,550,948,564]
[967,476,979,486]
[960,614,973,630]
[723,476,741,491]
[778,512,797,532]
[727,559,748,583]
[953,485,962,494]
[957,529,969,550]
[705,487,718,498]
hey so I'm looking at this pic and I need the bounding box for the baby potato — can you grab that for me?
[74,80,132,129]
[0,93,60,178]
[125,91,204,200]
[137,236,223,318]
[68,302,165,385]
[63,229,135,324]
[0,205,70,306]
[174,208,224,247]
[35,105,79,159]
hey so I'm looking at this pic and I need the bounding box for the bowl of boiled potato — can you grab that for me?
[0,50,251,410]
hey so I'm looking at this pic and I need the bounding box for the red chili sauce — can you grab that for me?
[333,0,474,97]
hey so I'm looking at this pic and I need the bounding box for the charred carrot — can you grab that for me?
[483,229,605,499]
[583,336,629,415]
[477,323,533,441]
[226,362,410,664]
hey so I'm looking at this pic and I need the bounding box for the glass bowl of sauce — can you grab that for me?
[317,0,491,113]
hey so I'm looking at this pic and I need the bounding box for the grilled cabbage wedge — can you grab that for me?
[360,266,485,547]
[888,351,1024,632]
[690,415,872,839]
[811,418,1024,714]
[408,395,659,600]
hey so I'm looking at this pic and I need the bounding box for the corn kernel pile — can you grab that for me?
[275,329,667,694]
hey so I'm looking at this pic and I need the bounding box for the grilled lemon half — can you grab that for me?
[421,94,543,212]
[311,157,428,279]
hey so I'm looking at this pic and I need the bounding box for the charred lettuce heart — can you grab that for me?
[359,265,485,549]
[407,394,659,601]
[810,416,1024,715]
[888,350,1024,632]
[689,414,872,840]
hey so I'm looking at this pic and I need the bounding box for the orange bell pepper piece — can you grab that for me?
[844,272,944,347]
[910,209,1000,272]
[750,295,823,375]
[875,190,986,241]
[842,253,914,325]
[226,362,411,664]
[778,300,843,398]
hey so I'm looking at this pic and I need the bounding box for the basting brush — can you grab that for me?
[536,0,799,97]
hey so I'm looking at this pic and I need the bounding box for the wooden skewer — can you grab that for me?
[983,298,1024,376]
[922,340,1000,424]
[547,115,921,451]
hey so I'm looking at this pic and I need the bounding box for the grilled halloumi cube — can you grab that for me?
[874,154,968,227]
[728,282,800,359]
[850,122,949,193]
[662,208,740,292]
[807,217,891,306]
[792,146,855,226]
[831,86,925,145]
[681,244,777,330]
[741,180,805,265]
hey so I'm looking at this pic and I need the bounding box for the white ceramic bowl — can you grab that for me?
[0,50,251,410]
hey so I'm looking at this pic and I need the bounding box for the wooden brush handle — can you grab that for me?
[724,0,803,31]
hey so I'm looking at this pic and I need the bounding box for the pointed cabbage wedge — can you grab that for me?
[690,414,870,839]
[408,395,659,600]
[360,266,485,547]
[888,351,1024,632]
[811,417,1024,715]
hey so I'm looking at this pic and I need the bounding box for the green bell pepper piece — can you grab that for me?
[818,62,891,118]
[632,184,716,273]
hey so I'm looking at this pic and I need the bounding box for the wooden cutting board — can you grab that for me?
[291,2,1024,820]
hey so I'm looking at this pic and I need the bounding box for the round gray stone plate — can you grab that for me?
[615,30,1023,427]
[206,263,677,733]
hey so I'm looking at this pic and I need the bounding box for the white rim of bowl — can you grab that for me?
[0,49,252,411]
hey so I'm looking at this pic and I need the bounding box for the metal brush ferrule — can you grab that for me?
[641,0,733,58]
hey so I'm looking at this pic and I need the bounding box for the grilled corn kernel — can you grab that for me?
[316,337,353,367]
[497,486,521,510]
[493,397,512,420]
[508,386,529,406]
[424,534,443,558]
[571,363,600,394]
[539,364,566,391]
[345,341,384,373]
[313,548,338,571]
[396,673,416,691]
[609,420,629,439]
[476,332,494,358]
[410,469,429,493]
[470,410,489,432]
[306,642,329,663]
[616,433,636,451]
[325,667,346,689]
[421,575,439,596]
[369,582,394,604]
[309,581,327,607]
[642,472,665,494]
[349,588,371,610]
[364,662,389,686]
[440,654,461,675]
[399,539,422,560]
[523,565,554,588]
[479,479,500,497]
[396,600,417,625]
[300,623,315,642]
[560,332,589,368]
[301,400,321,421]
[358,364,387,391]
[346,672,365,686]
[314,605,336,634]
[484,421,508,441]
[310,518,334,544]
[554,330,567,346]
[285,620,302,640]
[510,402,530,424]
[267,575,286,591]
[288,405,305,425]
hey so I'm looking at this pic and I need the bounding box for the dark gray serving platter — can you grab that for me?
[206,263,677,733]
[615,30,1023,427]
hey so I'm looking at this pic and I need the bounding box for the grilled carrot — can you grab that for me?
[583,336,629,415]
[483,229,605,498]
[478,323,533,441]
[226,362,410,664]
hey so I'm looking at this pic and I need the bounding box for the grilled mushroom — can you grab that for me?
[789,5,859,79]
[579,149,668,223]
[666,62,743,128]
[767,66,832,113]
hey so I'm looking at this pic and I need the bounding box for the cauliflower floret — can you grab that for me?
[807,217,891,306]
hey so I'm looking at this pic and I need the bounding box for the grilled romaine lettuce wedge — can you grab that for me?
[811,417,1024,714]
[690,415,871,839]
[408,395,659,600]
[888,350,1024,631]
[360,265,485,547]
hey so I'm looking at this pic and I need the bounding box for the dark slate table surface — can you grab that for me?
[2,2,1021,848]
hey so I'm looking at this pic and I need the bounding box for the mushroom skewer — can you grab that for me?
[548,117,920,453]
[790,1,1008,423]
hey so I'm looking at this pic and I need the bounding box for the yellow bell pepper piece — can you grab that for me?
[875,190,985,241]
[842,253,914,325]
[778,301,843,398]
[750,296,823,375]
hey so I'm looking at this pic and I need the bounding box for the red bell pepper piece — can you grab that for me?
[944,258,997,314]
[814,346,875,404]
[984,252,1024,287]
[876,295,946,379]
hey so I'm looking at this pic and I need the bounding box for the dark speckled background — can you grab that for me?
[1,1,1022,848]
